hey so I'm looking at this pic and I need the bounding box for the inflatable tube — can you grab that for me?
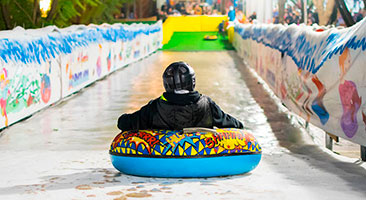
[109,128,262,178]
[203,35,218,40]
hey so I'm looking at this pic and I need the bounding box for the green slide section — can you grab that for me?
[162,32,234,51]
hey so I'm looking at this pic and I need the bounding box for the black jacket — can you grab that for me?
[117,91,244,131]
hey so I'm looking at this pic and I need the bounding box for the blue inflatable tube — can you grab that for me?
[109,128,262,178]
[111,154,261,178]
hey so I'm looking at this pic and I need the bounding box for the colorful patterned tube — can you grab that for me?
[109,128,262,177]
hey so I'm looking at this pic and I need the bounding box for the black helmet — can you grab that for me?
[162,61,196,92]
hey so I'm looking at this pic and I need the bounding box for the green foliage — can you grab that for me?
[74,0,133,25]
[53,0,101,27]
[54,0,80,27]
[0,0,34,29]
[93,0,123,23]
[0,0,134,30]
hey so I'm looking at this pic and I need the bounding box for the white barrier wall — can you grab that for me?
[0,21,162,129]
[234,18,366,146]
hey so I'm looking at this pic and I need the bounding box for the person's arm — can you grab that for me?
[208,98,244,129]
[117,99,157,131]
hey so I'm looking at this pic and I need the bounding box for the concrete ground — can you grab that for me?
[0,51,365,200]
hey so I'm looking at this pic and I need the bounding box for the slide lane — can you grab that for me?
[0,51,365,200]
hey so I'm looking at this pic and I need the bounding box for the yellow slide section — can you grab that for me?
[162,15,228,44]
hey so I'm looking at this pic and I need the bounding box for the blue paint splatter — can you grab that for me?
[0,22,161,64]
[235,18,366,74]
[311,99,329,125]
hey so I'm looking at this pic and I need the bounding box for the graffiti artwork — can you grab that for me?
[338,48,361,138]
[0,68,9,126]
[40,61,52,104]
[0,21,162,129]
[64,51,90,91]
[110,129,261,157]
[40,74,51,104]
[110,129,262,177]
[234,18,366,145]
[6,70,41,114]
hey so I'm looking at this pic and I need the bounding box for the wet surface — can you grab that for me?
[0,51,365,199]
[0,51,277,152]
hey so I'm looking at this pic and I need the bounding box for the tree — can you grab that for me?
[50,0,101,27]
[335,0,355,27]
[73,0,131,25]
[0,1,11,29]
[32,0,40,24]
[0,0,35,29]
[0,0,134,30]
[278,0,286,24]
[46,0,58,21]
[313,0,336,25]
[327,2,338,25]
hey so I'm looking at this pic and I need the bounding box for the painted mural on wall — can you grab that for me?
[234,18,366,146]
[0,21,163,129]
[0,59,61,127]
